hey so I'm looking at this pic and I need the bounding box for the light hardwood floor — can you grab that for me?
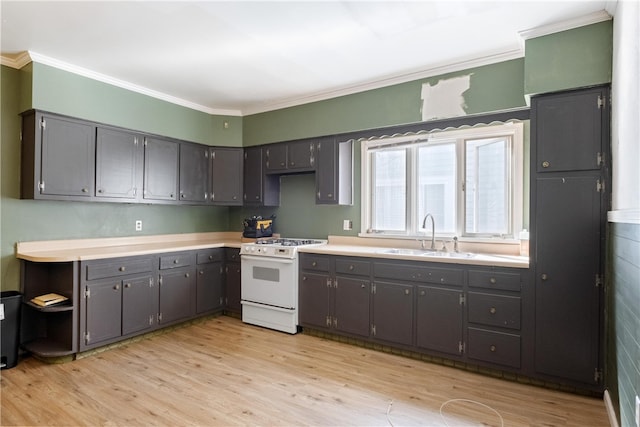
[1,316,609,426]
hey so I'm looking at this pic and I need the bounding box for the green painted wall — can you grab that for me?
[1,65,231,290]
[243,58,526,145]
[524,21,613,96]
[31,63,242,147]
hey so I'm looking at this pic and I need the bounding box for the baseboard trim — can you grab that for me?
[604,389,620,427]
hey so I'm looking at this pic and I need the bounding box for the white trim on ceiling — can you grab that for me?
[0,10,613,117]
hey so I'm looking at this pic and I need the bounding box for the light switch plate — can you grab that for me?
[135,220,142,231]
[343,219,352,230]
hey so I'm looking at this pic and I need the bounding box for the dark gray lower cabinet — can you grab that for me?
[372,281,413,346]
[85,277,122,346]
[224,248,241,314]
[158,266,196,324]
[333,276,370,337]
[299,272,330,329]
[122,275,158,336]
[196,263,224,314]
[416,286,463,356]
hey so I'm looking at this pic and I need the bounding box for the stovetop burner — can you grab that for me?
[255,238,323,246]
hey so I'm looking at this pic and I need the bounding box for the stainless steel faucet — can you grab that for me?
[421,213,436,250]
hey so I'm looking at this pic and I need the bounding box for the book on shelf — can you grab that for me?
[30,293,69,307]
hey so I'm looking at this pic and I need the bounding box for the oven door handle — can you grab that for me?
[241,300,295,312]
[240,255,295,264]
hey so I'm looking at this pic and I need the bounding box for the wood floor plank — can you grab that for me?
[1,316,609,426]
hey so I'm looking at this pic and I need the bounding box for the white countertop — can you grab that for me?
[16,232,245,262]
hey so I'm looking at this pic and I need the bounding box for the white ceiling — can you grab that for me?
[1,1,612,116]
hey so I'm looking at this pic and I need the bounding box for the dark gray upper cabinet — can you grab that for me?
[531,85,609,389]
[21,111,95,200]
[179,142,209,204]
[243,146,280,207]
[210,147,243,205]
[265,140,315,173]
[143,137,179,202]
[95,127,143,201]
[533,87,606,173]
[315,138,353,205]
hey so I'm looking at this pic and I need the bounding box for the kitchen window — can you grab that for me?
[361,122,524,241]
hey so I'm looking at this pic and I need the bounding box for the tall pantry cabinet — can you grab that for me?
[530,85,610,390]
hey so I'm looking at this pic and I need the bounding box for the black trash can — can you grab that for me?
[1,291,22,369]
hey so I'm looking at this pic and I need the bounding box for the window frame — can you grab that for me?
[360,122,524,242]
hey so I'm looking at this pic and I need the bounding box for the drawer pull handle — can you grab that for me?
[542,161,550,168]
[199,270,204,275]
[119,266,126,272]
[185,273,190,278]
[440,278,445,283]
[490,277,497,284]
[302,276,307,281]
[349,265,354,271]
[541,273,549,281]
[312,261,317,267]
[114,284,120,291]
[490,345,496,352]
[174,259,180,264]
[124,283,131,288]
[404,289,410,295]
[361,283,366,288]
[489,307,497,314]
[209,255,214,260]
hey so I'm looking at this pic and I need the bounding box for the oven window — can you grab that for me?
[253,266,280,282]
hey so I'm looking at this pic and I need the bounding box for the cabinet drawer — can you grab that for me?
[467,292,521,330]
[85,257,154,281]
[196,249,223,264]
[468,270,521,291]
[335,259,370,276]
[159,252,195,270]
[374,263,463,286]
[300,255,330,272]
[467,327,520,369]
[225,248,240,263]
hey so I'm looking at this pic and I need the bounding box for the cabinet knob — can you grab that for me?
[97,188,103,193]
[490,345,496,352]
[199,270,204,275]
[440,278,445,283]
[209,255,214,260]
[290,161,295,166]
[420,290,426,296]
[255,195,260,200]
[185,273,190,278]
[327,193,333,198]
[349,265,354,271]
[489,307,497,314]
[174,259,179,264]
[361,283,366,288]
[542,161,550,168]
[404,289,410,295]
[490,277,497,284]
[125,283,131,288]
[82,187,88,193]
[119,266,126,272]
[114,284,120,290]
[312,261,317,267]
[232,195,237,200]
[302,276,307,281]
[541,273,549,281]
[280,162,286,167]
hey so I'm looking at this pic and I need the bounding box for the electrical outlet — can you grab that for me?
[343,219,352,231]
[135,220,142,231]
[635,395,639,427]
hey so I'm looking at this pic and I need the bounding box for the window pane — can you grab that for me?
[417,143,456,233]
[465,137,509,235]
[372,149,406,231]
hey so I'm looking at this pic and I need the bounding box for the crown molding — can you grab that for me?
[241,48,524,116]
[23,51,243,116]
[518,10,612,42]
[0,51,32,69]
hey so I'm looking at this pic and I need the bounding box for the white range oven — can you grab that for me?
[240,238,326,334]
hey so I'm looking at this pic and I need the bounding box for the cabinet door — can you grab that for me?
[372,281,414,346]
[196,262,224,314]
[85,279,122,347]
[287,140,314,170]
[96,127,142,200]
[225,262,242,313]
[179,143,209,203]
[243,147,263,204]
[534,176,602,383]
[533,88,605,173]
[333,276,370,337]
[159,267,196,324]
[40,115,95,197]
[122,274,157,336]
[143,137,179,201]
[299,272,331,329]
[315,139,338,204]
[265,144,287,172]
[416,286,463,356]
[211,148,243,205]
